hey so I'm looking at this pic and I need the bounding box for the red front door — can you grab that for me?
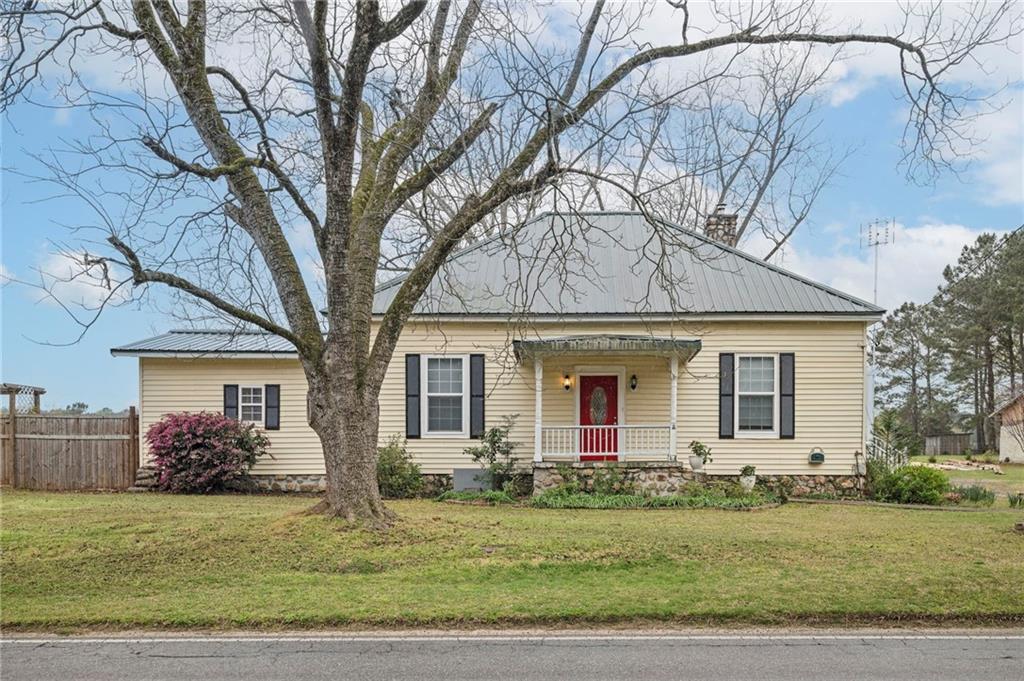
[579,375,619,460]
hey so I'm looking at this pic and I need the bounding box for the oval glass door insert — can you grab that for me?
[589,386,608,425]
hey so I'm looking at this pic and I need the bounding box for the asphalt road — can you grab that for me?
[2,633,1022,680]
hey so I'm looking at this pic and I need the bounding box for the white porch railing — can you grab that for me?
[540,424,673,460]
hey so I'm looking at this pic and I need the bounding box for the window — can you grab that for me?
[423,356,467,434]
[736,355,777,435]
[240,386,264,424]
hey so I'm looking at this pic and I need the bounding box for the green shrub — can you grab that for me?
[864,458,893,498]
[591,466,638,496]
[739,465,756,477]
[927,455,937,463]
[688,440,713,465]
[146,412,269,493]
[951,484,995,506]
[437,490,515,505]
[553,463,583,494]
[1008,492,1024,509]
[376,436,423,499]
[464,416,518,490]
[872,465,950,505]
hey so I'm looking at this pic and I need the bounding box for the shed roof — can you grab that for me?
[372,211,884,318]
[992,393,1024,417]
[111,330,298,358]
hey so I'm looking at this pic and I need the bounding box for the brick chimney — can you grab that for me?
[704,202,738,247]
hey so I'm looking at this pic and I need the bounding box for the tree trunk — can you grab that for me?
[984,340,997,453]
[306,372,394,526]
[909,362,920,438]
[973,363,985,453]
[1008,331,1017,396]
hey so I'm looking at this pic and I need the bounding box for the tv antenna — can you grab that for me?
[860,218,896,305]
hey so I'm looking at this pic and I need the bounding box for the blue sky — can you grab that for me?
[2,11,1023,411]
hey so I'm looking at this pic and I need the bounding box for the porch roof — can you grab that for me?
[513,335,701,362]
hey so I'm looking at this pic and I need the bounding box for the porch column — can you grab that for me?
[669,355,679,461]
[533,359,543,463]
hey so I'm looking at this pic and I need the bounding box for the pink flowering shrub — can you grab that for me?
[146,412,270,493]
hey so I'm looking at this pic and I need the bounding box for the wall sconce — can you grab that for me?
[562,374,572,391]
[629,374,638,391]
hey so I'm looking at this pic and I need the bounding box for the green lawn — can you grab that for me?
[910,457,1024,497]
[2,490,1023,630]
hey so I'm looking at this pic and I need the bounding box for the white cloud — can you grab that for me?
[967,94,1024,205]
[51,107,72,126]
[751,222,1004,311]
[31,251,130,310]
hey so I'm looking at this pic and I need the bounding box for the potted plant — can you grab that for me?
[688,440,712,472]
[739,465,756,492]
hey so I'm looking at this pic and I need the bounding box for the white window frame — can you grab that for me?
[734,354,779,438]
[421,354,470,437]
[239,384,264,426]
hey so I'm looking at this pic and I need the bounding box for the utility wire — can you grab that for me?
[910,223,1023,313]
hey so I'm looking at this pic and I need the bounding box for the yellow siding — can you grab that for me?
[139,357,324,475]
[139,319,869,476]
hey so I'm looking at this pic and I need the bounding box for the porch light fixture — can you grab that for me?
[629,374,638,391]
[562,374,572,391]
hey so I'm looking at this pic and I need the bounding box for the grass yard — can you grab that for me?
[2,490,1023,630]
[910,457,1024,498]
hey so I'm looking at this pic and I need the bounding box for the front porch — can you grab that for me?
[512,335,702,464]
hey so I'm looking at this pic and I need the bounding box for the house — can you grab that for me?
[112,211,884,496]
[993,394,1024,463]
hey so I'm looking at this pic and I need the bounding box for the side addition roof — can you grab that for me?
[110,330,298,358]
[372,211,885,318]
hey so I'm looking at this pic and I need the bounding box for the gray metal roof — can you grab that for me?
[111,330,297,357]
[373,212,884,317]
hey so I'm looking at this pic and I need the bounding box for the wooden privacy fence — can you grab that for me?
[1,408,139,490]
[924,433,975,457]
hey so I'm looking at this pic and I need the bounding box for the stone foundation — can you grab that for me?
[249,473,454,496]
[129,467,454,497]
[251,474,327,493]
[532,462,862,498]
[752,474,862,498]
[132,463,861,499]
[533,462,697,496]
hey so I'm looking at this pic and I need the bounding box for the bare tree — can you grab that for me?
[2,0,1019,525]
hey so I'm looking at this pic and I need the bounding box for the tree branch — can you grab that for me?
[108,235,304,349]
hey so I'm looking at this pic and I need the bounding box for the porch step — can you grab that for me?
[127,466,158,492]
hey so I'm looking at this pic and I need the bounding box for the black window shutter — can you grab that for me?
[718,354,734,439]
[779,353,795,439]
[405,354,421,439]
[223,384,239,419]
[264,384,281,430]
[469,354,485,438]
